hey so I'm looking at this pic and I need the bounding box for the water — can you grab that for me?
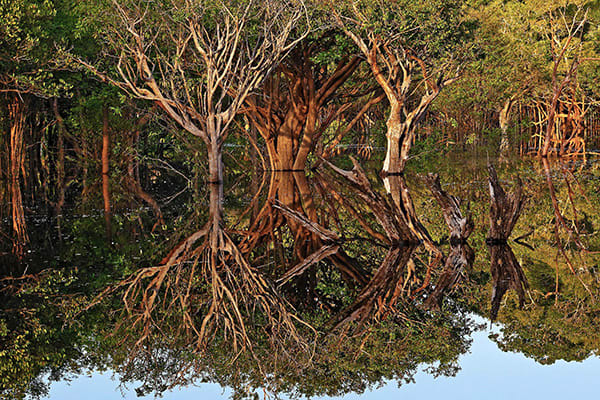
[1,151,599,400]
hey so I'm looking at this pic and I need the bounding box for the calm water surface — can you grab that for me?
[2,152,600,399]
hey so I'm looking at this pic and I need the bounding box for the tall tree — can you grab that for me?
[81,0,307,183]
[333,0,470,174]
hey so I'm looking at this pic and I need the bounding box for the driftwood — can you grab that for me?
[486,163,529,320]
[424,173,474,242]
[424,243,474,310]
[332,245,417,330]
[487,164,526,243]
[490,244,529,321]
[423,173,475,310]
[321,157,430,245]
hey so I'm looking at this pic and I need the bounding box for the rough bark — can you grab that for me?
[102,105,112,240]
[8,97,28,255]
[244,48,363,171]
[487,164,526,242]
[424,173,474,242]
[423,173,475,310]
[489,244,529,321]
[499,98,513,156]
[486,164,529,320]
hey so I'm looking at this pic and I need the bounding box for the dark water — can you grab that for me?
[1,152,600,399]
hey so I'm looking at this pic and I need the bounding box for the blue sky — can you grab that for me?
[48,321,600,400]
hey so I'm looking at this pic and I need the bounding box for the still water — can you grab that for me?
[2,152,600,399]
[47,321,600,399]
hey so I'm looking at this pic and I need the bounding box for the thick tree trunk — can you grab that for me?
[383,110,404,175]
[275,115,302,171]
[8,97,28,255]
[383,127,401,174]
[383,106,417,175]
[292,103,318,171]
[207,142,223,184]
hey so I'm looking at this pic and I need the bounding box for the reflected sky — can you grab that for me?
[48,317,600,400]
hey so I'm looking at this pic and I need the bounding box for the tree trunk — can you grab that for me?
[540,95,559,157]
[208,181,224,250]
[499,98,512,155]
[487,164,525,242]
[205,113,225,184]
[292,102,318,171]
[275,114,302,171]
[52,98,66,218]
[489,243,528,321]
[8,97,28,255]
[102,105,112,240]
[383,110,403,175]
[207,142,223,184]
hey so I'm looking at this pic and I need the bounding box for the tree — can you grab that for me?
[81,0,307,183]
[333,0,470,174]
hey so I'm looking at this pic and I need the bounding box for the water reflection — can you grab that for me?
[1,155,599,399]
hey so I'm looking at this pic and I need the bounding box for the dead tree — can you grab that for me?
[489,244,528,321]
[540,7,590,157]
[424,173,473,243]
[83,0,307,183]
[487,164,526,244]
[322,157,434,247]
[486,164,529,320]
[320,158,443,329]
[334,8,459,175]
[423,173,474,310]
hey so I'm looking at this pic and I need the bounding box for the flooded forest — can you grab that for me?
[2,0,600,399]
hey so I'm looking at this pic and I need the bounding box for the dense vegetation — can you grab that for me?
[1,1,600,399]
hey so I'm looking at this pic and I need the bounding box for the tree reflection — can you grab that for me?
[2,157,600,399]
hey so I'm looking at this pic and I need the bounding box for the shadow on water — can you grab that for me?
[1,154,600,399]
